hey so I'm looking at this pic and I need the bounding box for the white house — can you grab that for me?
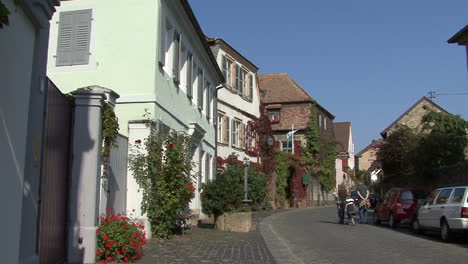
[46,0,224,235]
[207,37,261,163]
[333,122,355,189]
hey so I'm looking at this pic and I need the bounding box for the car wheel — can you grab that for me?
[389,213,398,229]
[411,219,423,234]
[373,211,381,225]
[440,219,452,242]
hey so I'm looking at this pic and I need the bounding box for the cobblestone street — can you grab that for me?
[139,210,286,264]
[140,207,468,264]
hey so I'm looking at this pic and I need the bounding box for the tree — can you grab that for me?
[377,124,420,186]
[419,111,468,166]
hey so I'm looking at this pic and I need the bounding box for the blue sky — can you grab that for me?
[189,0,468,152]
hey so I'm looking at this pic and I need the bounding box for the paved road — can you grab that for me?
[259,207,468,264]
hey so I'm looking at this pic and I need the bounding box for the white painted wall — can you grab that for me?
[0,1,36,262]
[47,0,220,216]
[212,48,261,162]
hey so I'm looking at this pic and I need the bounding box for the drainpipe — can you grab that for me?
[214,83,226,179]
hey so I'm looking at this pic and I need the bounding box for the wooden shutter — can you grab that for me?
[235,65,241,94]
[173,31,180,82]
[158,15,166,66]
[221,116,226,143]
[186,53,193,97]
[205,153,210,182]
[244,74,250,98]
[249,74,254,100]
[231,63,237,92]
[231,119,236,147]
[206,82,210,119]
[198,69,203,109]
[56,9,92,66]
[240,123,245,149]
[225,116,230,144]
[56,12,74,66]
[222,55,227,78]
[73,9,92,65]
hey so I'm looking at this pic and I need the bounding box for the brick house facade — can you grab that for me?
[258,73,335,207]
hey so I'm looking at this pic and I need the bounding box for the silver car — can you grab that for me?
[412,186,468,241]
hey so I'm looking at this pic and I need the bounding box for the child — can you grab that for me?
[345,196,356,225]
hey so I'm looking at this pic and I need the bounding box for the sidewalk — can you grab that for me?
[139,210,288,264]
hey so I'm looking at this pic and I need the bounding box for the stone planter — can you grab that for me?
[215,212,252,232]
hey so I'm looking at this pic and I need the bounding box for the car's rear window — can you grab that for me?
[399,190,426,200]
[400,191,414,200]
[450,188,466,204]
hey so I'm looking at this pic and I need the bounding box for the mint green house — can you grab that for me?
[47,0,224,231]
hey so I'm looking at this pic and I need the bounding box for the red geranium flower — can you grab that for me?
[105,208,111,211]
[124,256,130,262]
[105,242,112,248]
[107,256,113,261]
[116,250,121,255]
[168,143,174,148]
[96,250,101,255]
[102,260,108,264]
[122,225,127,229]
[103,234,109,241]
[96,229,101,234]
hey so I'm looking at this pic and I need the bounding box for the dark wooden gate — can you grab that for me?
[37,79,73,264]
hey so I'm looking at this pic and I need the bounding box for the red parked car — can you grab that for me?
[374,188,427,228]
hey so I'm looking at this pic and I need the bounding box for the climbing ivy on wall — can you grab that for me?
[101,103,119,178]
[302,103,337,191]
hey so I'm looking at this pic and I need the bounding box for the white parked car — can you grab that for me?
[412,186,468,241]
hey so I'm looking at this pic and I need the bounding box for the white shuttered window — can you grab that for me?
[56,9,93,66]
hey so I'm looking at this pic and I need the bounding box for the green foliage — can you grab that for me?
[303,104,320,173]
[201,163,269,217]
[129,131,194,239]
[378,111,468,187]
[317,139,337,191]
[302,103,337,191]
[101,103,119,178]
[0,1,11,29]
[377,125,421,185]
[418,111,468,168]
[96,212,147,262]
[275,151,291,204]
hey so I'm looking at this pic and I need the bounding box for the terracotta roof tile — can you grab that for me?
[258,73,313,103]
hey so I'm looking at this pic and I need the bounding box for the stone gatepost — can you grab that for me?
[67,86,118,263]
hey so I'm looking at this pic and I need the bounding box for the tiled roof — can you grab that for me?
[333,122,351,153]
[356,139,383,157]
[258,73,313,103]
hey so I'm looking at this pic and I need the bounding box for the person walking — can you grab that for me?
[336,186,347,224]
[357,182,370,224]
